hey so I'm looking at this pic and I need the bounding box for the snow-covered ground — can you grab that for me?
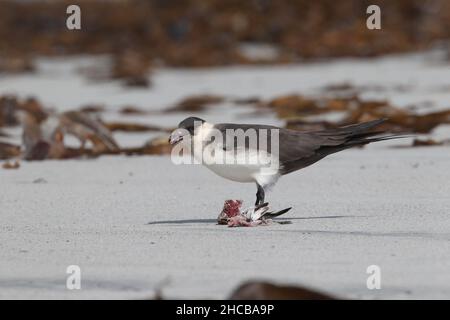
[1,50,450,299]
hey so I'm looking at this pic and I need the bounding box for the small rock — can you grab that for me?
[33,178,47,184]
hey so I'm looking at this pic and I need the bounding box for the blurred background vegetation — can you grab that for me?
[1,0,449,68]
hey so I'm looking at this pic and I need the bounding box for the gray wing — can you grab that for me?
[214,119,394,175]
[212,123,279,152]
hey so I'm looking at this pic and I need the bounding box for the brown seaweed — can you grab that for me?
[166,95,225,112]
[229,281,335,300]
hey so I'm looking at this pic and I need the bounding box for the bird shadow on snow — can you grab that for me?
[147,219,218,225]
[146,215,356,225]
